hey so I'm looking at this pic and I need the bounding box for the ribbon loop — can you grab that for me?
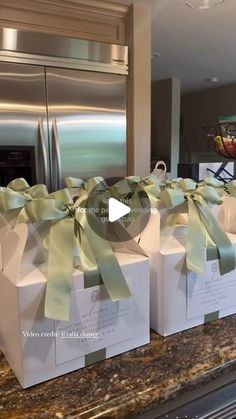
[21,198,70,223]
[7,178,30,191]
[141,175,162,200]
[48,188,73,205]
[160,188,186,208]
[0,178,49,215]
[65,177,84,189]
[179,178,197,192]
[0,189,28,213]
[195,185,223,205]
[65,176,107,198]
[26,184,48,198]
[200,176,224,188]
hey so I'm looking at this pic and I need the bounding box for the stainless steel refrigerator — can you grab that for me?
[0,28,128,190]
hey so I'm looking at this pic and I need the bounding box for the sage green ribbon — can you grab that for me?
[160,185,235,275]
[140,175,162,203]
[7,178,31,191]
[199,177,224,188]
[20,189,131,321]
[69,177,149,258]
[65,176,107,196]
[166,177,224,194]
[112,175,161,210]
[108,175,162,237]
[18,189,75,320]
[198,177,224,197]
[76,203,132,301]
[7,178,48,198]
[0,188,29,213]
[166,177,183,187]
[166,177,197,192]
[226,180,236,196]
[65,177,84,189]
[0,178,48,214]
[204,311,219,323]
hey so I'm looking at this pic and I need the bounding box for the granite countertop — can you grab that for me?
[1,315,236,419]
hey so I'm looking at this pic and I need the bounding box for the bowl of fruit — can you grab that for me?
[203,122,236,159]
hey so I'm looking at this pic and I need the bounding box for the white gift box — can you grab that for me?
[136,204,236,336]
[0,224,149,388]
[211,194,236,234]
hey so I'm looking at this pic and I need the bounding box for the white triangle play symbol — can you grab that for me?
[108,198,130,223]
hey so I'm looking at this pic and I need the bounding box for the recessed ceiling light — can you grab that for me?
[205,77,219,82]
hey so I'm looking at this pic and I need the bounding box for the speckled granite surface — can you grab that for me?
[1,315,236,418]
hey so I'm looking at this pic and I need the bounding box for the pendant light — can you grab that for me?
[181,0,225,9]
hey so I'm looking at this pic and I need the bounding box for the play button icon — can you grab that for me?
[85,177,151,243]
[108,198,130,223]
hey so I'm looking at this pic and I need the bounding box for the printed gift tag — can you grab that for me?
[55,283,133,364]
[187,259,236,320]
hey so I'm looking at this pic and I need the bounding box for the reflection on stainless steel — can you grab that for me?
[0,51,128,75]
[59,115,126,126]
[0,27,128,75]
[38,118,48,185]
[0,103,124,113]
[0,60,127,189]
[2,28,17,51]
[46,67,127,187]
[0,61,49,187]
[52,120,62,190]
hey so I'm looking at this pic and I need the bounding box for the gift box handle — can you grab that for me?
[154,160,167,173]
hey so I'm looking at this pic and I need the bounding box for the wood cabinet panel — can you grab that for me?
[0,0,128,44]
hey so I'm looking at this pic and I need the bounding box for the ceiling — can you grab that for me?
[111,0,236,93]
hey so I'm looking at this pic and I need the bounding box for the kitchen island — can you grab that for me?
[1,315,236,419]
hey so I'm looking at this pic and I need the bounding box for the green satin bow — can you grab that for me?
[160,185,235,275]
[19,188,131,321]
[0,178,48,214]
[112,175,161,208]
[68,176,149,256]
[65,176,107,197]
[108,176,158,231]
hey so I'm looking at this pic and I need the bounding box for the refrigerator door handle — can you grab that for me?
[52,119,62,190]
[38,118,48,185]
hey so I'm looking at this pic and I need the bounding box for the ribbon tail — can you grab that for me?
[113,221,147,257]
[186,197,206,274]
[124,193,140,228]
[146,193,159,209]
[44,218,74,321]
[77,210,132,301]
[196,202,236,275]
[75,221,103,287]
[16,207,30,225]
